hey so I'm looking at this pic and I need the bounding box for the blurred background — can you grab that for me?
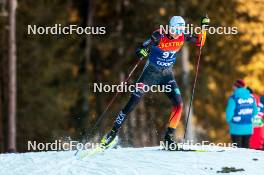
[0,0,263,152]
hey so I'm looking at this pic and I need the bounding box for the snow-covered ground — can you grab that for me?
[0,146,263,175]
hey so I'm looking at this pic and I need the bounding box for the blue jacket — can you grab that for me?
[226,87,258,135]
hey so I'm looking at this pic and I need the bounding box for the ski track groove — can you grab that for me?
[0,147,264,175]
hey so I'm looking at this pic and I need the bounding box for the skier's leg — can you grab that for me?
[101,89,144,147]
[113,88,144,130]
[112,65,158,131]
[101,65,158,146]
[167,86,183,129]
[162,72,183,147]
[165,79,183,127]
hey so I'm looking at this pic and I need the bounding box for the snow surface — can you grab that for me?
[0,146,264,175]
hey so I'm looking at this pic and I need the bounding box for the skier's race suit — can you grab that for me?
[113,29,206,132]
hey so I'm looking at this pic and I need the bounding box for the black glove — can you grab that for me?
[201,16,210,29]
[136,47,149,59]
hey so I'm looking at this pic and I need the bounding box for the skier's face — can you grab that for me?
[169,23,185,38]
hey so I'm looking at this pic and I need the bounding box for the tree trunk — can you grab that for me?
[0,68,3,152]
[128,109,136,146]
[81,0,94,134]
[84,0,94,76]
[138,99,148,146]
[7,0,17,152]
[149,108,158,146]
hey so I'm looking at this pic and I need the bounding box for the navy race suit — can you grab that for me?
[112,29,204,131]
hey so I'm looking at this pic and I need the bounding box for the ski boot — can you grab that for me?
[100,128,118,149]
[163,127,179,151]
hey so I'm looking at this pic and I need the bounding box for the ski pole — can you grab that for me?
[183,32,205,142]
[87,57,144,139]
[75,57,143,156]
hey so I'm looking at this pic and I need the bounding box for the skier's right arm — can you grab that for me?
[136,31,161,59]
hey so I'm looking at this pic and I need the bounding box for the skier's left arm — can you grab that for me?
[185,16,210,47]
[136,31,161,59]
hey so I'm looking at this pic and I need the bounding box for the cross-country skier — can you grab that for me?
[100,16,210,149]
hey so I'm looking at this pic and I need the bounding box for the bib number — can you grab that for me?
[162,51,176,59]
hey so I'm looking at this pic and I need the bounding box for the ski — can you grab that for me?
[76,136,119,160]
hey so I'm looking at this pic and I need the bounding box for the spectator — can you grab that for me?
[226,80,258,148]
[250,94,264,150]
